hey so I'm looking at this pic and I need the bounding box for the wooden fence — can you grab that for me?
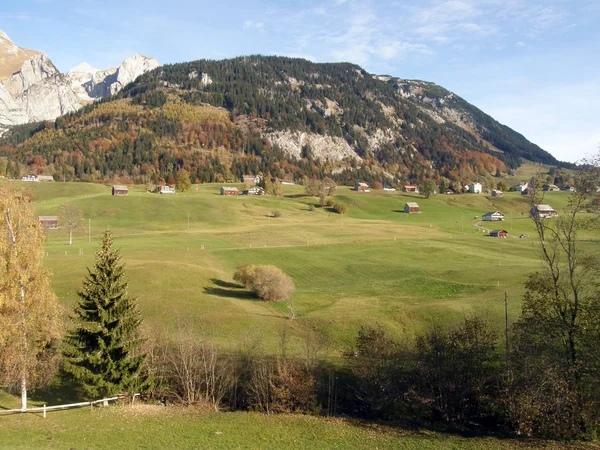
[0,393,139,417]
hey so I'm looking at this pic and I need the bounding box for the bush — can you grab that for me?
[233,265,295,302]
[308,204,315,212]
[272,210,281,218]
[334,203,348,214]
[325,199,335,207]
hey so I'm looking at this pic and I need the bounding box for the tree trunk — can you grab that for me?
[5,208,28,411]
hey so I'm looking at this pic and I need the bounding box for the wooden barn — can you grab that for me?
[221,186,239,196]
[491,189,503,197]
[38,216,58,229]
[354,182,369,192]
[37,175,55,182]
[112,185,129,196]
[404,202,420,214]
[530,204,558,219]
[490,229,508,238]
[482,211,505,221]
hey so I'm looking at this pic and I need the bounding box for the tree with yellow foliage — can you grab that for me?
[0,185,62,411]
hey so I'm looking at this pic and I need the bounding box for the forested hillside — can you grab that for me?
[0,56,566,186]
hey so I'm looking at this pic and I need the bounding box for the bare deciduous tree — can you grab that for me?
[59,203,83,245]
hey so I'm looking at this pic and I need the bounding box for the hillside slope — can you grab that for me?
[0,55,566,187]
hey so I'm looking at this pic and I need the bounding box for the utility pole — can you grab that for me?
[504,290,509,371]
[461,214,464,232]
[187,212,190,234]
[88,219,91,243]
[341,212,344,230]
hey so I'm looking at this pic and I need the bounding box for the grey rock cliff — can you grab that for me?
[0,30,159,134]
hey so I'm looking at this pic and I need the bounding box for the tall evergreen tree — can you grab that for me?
[63,231,150,398]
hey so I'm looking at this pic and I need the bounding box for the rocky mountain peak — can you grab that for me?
[68,62,99,75]
[0,33,160,135]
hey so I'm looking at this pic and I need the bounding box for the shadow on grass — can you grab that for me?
[204,279,259,301]
[284,194,306,199]
[211,279,241,289]
[29,381,80,406]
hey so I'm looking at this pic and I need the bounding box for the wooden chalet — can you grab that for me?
[112,185,129,196]
[158,185,176,194]
[38,216,58,229]
[354,182,369,192]
[404,202,420,214]
[221,186,239,196]
[489,229,508,238]
[530,204,558,219]
[402,185,419,193]
[482,211,505,222]
[542,184,560,192]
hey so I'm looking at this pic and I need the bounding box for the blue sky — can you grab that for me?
[2,0,598,163]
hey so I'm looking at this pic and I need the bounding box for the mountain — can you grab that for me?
[0,30,159,134]
[377,77,560,167]
[0,55,566,187]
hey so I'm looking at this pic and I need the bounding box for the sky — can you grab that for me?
[2,0,598,163]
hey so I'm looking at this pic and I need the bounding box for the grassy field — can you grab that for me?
[26,177,597,355]
[2,175,599,449]
[0,400,594,450]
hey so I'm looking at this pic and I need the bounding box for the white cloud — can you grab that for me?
[243,20,264,32]
[515,41,526,47]
[313,7,327,16]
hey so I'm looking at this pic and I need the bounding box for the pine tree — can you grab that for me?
[63,231,150,398]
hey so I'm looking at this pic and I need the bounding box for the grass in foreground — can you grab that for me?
[0,403,594,450]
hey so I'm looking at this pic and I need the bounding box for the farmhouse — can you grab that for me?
[37,175,55,182]
[491,189,503,197]
[354,182,369,192]
[542,184,560,192]
[530,204,558,219]
[21,175,38,182]
[158,185,176,194]
[521,187,534,196]
[243,186,265,196]
[221,186,239,196]
[490,229,508,238]
[483,211,505,221]
[243,174,261,185]
[38,216,58,229]
[112,185,129,196]
[402,185,419,193]
[404,202,420,214]
[469,182,482,194]
[513,182,528,192]
[564,185,577,192]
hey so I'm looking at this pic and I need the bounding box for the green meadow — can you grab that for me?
[26,177,594,356]
[2,176,598,449]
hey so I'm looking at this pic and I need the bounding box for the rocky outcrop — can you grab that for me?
[267,130,359,162]
[0,30,159,134]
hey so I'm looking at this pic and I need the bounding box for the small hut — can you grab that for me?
[489,229,508,238]
[221,187,239,196]
[38,216,58,229]
[491,189,503,197]
[354,182,369,192]
[404,202,420,214]
[112,185,129,196]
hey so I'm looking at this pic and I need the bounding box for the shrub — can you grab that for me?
[233,265,295,302]
[272,210,282,218]
[325,199,335,207]
[233,264,258,289]
[334,203,348,214]
[372,181,383,190]
[308,204,315,212]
